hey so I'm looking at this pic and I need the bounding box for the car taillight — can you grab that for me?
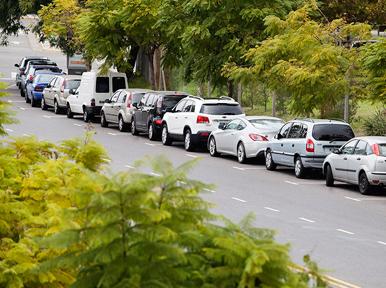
[197,115,210,124]
[29,75,34,81]
[153,119,162,125]
[372,144,380,156]
[61,80,66,93]
[306,139,315,152]
[91,98,96,107]
[249,134,268,141]
[34,85,44,92]
[127,93,132,108]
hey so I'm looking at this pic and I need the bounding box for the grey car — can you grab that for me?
[265,119,355,178]
[41,75,81,114]
[100,89,151,131]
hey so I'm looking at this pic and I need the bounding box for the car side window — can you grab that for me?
[237,120,247,130]
[225,120,240,130]
[96,77,109,93]
[139,94,149,107]
[152,95,160,107]
[145,94,155,107]
[183,100,194,112]
[174,100,186,112]
[300,124,308,138]
[117,91,126,103]
[110,91,120,103]
[354,140,368,155]
[287,122,303,138]
[55,78,62,88]
[49,78,57,88]
[341,140,358,155]
[278,123,292,138]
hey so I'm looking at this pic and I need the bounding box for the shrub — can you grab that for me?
[363,110,386,136]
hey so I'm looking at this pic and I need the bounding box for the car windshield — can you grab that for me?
[133,93,146,104]
[200,103,243,115]
[35,67,61,73]
[312,124,355,141]
[163,95,186,108]
[249,119,284,130]
[35,74,56,83]
[65,79,81,89]
[379,144,386,157]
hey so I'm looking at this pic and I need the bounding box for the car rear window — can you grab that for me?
[96,77,109,93]
[65,79,81,89]
[312,124,355,141]
[132,93,145,104]
[249,119,284,130]
[162,95,187,108]
[112,77,126,92]
[35,74,56,83]
[379,144,386,157]
[35,67,61,73]
[200,103,243,115]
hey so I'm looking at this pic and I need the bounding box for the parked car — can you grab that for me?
[20,60,58,96]
[323,136,386,194]
[161,96,245,151]
[208,116,284,163]
[25,73,63,107]
[14,56,49,89]
[21,65,62,98]
[100,89,152,131]
[41,75,81,114]
[131,91,189,139]
[265,119,355,178]
[66,71,128,122]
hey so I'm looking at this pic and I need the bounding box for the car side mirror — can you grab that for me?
[68,88,75,94]
[218,122,226,130]
[105,99,111,104]
[275,134,282,140]
[132,103,138,109]
[46,84,51,88]
[332,148,342,154]
[15,64,19,68]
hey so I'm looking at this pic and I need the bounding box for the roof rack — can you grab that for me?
[219,96,235,101]
[294,118,315,123]
[188,95,204,100]
[328,118,347,123]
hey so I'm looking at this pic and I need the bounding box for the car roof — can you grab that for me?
[355,136,386,144]
[290,118,350,125]
[123,88,152,93]
[152,91,189,95]
[246,116,283,121]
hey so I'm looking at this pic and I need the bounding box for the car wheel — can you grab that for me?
[83,109,92,122]
[359,172,372,195]
[54,100,61,114]
[131,118,139,135]
[25,92,30,103]
[161,124,172,145]
[41,97,48,110]
[184,129,194,151]
[237,142,247,164]
[31,94,37,107]
[209,137,219,157]
[118,116,127,132]
[325,164,334,187]
[265,150,276,170]
[148,123,157,141]
[20,88,25,97]
[101,112,108,127]
[294,156,306,178]
[66,104,73,119]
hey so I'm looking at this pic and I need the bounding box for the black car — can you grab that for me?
[15,56,50,90]
[131,91,189,140]
[21,65,62,97]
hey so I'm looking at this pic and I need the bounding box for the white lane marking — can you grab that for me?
[7,84,16,89]
[336,229,355,235]
[231,197,247,203]
[125,165,134,169]
[5,128,14,132]
[377,241,386,246]
[264,206,280,212]
[8,100,24,103]
[185,153,198,158]
[299,217,315,223]
[19,107,26,111]
[285,180,299,185]
[204,188,216,193]
[144,142,155,147]
[233,166,245,171]
[242,167,266,170]
[344,196,361,202]
[73,123,83,127]
[0,77,12,81]
[43,115,66,119]
[150,172,161,177]
[108,132,117,136]
[23,133,31,137]
[296,182,324,185]
[360,198,386,201]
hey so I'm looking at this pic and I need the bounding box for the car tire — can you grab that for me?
[20,88,25,97]
[148,123,157,141]
[265,150,276,170]
[131,118,139,135]
[101,112,108,127]
[30,94,37,107]
[294,156,306,178]
[325,164,334,187]
[118,116,127,132]
[359,172,372,195]
[54,100,61,114]
[41,97,48,110]
[66,104,73,119]
[25,92,30,103]
[184,129,194,152]
[83,109,92,122]
[237,142,247,164]
[208,137,219,157]
[161,124,172,146]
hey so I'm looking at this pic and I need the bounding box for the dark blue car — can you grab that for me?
[26,72,63,107]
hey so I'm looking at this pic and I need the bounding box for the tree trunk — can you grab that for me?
[154,48,161,90]
[237,82,242,104]
[127,45,139,79]
[147,50,156,90]
[271,92,277,117]
[227,80,234,99]
[344,94,349,122]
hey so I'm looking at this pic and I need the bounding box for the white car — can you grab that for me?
[323,136,386,194]
[161,96,245,151]
[208,116,284,163]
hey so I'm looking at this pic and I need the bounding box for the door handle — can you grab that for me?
[356,158,361,160]
[343,157,347,160]
[291,144,294,147]
[281,144,283,147]
[184,117,188,119]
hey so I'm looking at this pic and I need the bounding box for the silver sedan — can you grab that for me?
[323,136,386,194]
[208,116,284,163]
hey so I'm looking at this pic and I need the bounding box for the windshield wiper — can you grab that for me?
[329,137,348,143]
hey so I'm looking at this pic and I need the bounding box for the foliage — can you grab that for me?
[360,39,386,103]
[0,82,16,135]
[363,110,386,136]
[224,2,371,117]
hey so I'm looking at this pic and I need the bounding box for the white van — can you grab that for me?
[66,71,128,122]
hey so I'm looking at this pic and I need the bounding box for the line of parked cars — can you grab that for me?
[15,57,386,195]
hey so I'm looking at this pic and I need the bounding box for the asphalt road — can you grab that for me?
[1,29,386,288]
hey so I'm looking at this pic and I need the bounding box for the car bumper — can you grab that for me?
[245,141,268,159]
[32,91,43,100]
[85,106,102,116]
[302,156,326,169]
[191,131,211,144]
[368,172,386,186]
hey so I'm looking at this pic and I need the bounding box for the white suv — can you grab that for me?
[161,96,245,151]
